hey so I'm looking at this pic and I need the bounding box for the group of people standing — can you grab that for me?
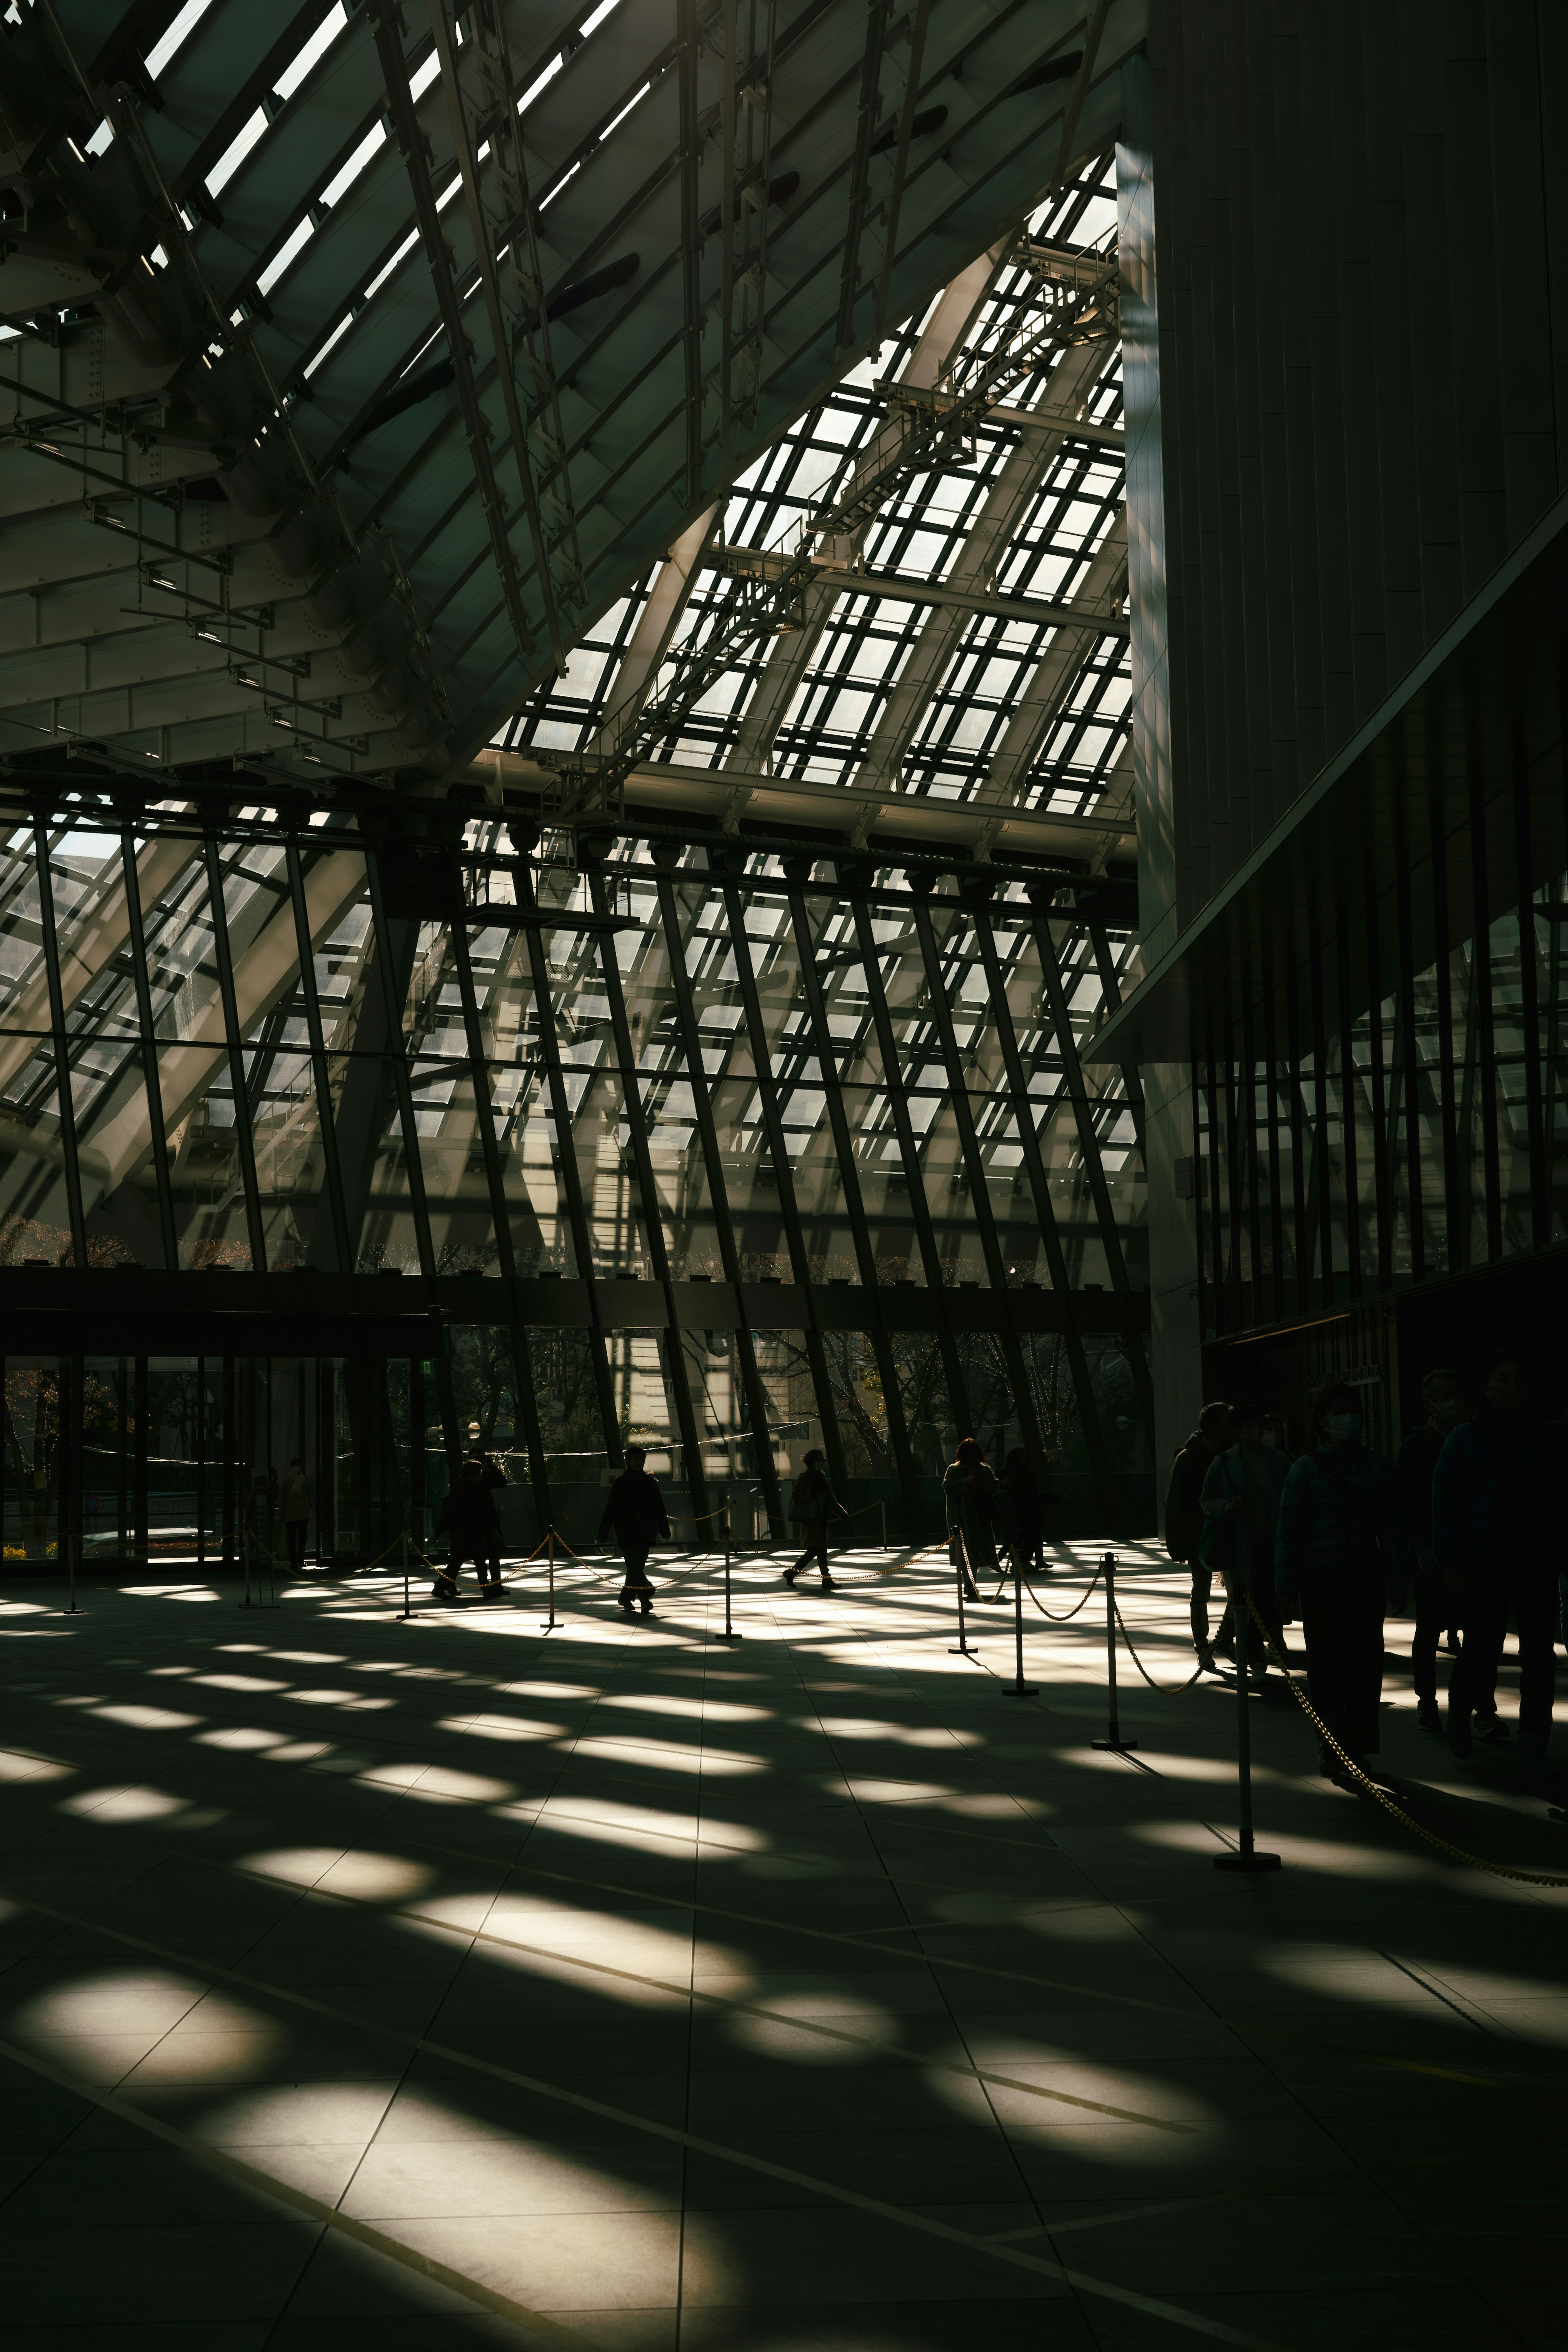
[1164,1354,1563,1787]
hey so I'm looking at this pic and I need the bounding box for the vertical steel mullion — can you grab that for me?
[364,850,439,1283]
[906,888,1049,1470]
[1223,1053,1244,1330]
[1307,930,1334,1307]
[202,837,269,1275]
[1336,918,1362,1299]
[1282,955,1309,1312]
[133,1354,148,1563]
[1392,759,1425,1285]
[722,881,851,1502]
[972,910,1125,1523]
[1204,1045,1225,1326]
[1362,840,1392,1294]
[1428,760,1463,1267]
[1463,697,1503,1259]
[284,842,352,1273]
[1031,900,1142,1308]
[1510,732,1547,1250]
[850,893,971,1441]
[786,879,921,1533]
[448,913,552,1532]
[591,888,708,1517]
[1260,948,1285,1323]
[31,820,87,1268]
[1240,989,1264,1329]
[647,862,784,1535]
[119,833,179,1270]
[515,881,621,1467]
[1087,919,1146,1162]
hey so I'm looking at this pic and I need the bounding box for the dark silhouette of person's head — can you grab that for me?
[804,1448,825,1468]
[954,1436,984,1470]
[626,1446,647,1470]
[1198,1402,1232,1441]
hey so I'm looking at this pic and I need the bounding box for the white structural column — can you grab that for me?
[851,338,1112,793]
[976,508,1128,822]
[723,245,1011,779]
[592,503,721,750]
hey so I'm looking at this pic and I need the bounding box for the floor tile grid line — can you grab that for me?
[14,1680,1554,2086]
[0,1886,1294,2352]
[0,2029,595,2352]
[810,1605,1552,2339]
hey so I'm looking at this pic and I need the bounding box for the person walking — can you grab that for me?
[433,1457,503,1601]
[278,1457,312,1573]
[598,1446,671,1617]
[1396,1368,1466,1736]
[1165,1402,1234,1673]
[782,1448,848,1590]
[1434,1351,1557,1777]
[944,1436,1000,1602]
[1200,1401,1288,1688]
[1275,1381,1405,1787]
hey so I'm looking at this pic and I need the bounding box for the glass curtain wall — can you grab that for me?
[0,814,1151,1539]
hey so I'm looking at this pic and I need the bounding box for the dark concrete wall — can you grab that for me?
[1134,0,1568,933]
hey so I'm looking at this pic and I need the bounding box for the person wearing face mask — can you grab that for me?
[1200,1401,1289,1686]
[1434,1351,1558,1778]
[1396,1369,1467,1736]
[1275,1381,1405,1786]
[1260,1414,1292,1459]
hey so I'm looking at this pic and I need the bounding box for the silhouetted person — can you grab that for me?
[783,1448,848,1590]
[434,1458,503,1600]
[1276,1381,1404,1787]
[1165,1402,1233,1673]
[1435,1351,1557,1777]
[599,1445,670,1616]
[465,1430,508,1588]
[1260,1412,1291,1458]
[278,1457,311,1572]
[997,1447,1045,1581]
[1200,1401,1288,1687]
[944,1436,999,1601]
[1396,1368,1466,1736]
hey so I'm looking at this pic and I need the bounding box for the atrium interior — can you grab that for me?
[0,1,1565,2345]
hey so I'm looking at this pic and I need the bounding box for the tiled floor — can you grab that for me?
[0,1538,1563,2350]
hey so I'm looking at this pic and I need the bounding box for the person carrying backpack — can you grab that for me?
[782,1449,848,1590]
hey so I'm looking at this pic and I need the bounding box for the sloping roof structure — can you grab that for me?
[0,0,1145,786]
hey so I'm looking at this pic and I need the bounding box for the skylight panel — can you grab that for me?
[208,107,267,196]
[146,0,214,80]
[320,120,387,209]
[276,3,348,100]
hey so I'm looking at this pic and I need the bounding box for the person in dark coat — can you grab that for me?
[782,1449,848,1590]
[1164,1401,1233,1671]
[1395,1368,1466,1736]
[996,1447,1045,1580]
[465,1427,508,1587]
[1200,1402,1289,1686]
[599,1446,671,1616]
[943,1437,1000,1601]
[1275,1381,1405,1785]
[1434,1352,1557,1776]
[435,1459,503,1600]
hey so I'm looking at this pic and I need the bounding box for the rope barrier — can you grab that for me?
[1110,1597,1206,1696]
[1019,1561,1105,1623]
[1238,1590,1568,1889]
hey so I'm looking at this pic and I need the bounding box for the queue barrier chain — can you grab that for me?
[1239,1589,1568,1891]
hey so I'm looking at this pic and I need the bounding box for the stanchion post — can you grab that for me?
[1004,1542,1032,1696]
[1215,1571,1281,1872]
[241,1527,252,1610]
[715,1489,741,1641]
[397,1528,413,1623]
[542,1529,559,1633]
[881,1500,888,1552]
[949,1530,978,1657]
[1091,1552,1138,1751]
[66,1527,77,1617]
